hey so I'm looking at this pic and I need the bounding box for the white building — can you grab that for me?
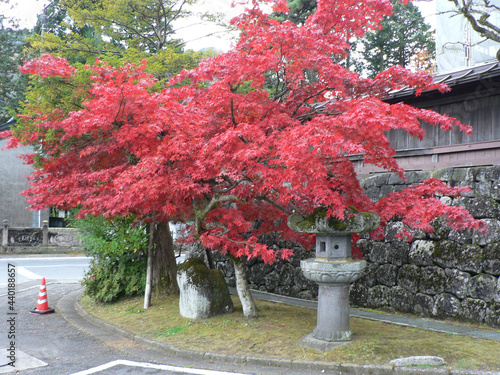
[436,0,500,72]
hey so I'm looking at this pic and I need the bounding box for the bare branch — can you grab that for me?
[447,0,500,43]
[230,97,237,126]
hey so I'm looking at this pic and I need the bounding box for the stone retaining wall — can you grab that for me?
[213,237,318,300]
[352,166,500,328]
[212,166,500,328]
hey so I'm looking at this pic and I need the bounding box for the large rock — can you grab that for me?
[419,266,446,295]
[468,274,498,302]
[398,264,421,293]
[177,257,234,319]
[358,262,378,288]
[388,240,410,266]
[390,356,446,367]
[473,219,500,246]
[248,262,266,288]
[485,303,500,328]
[264,270,280,292]
[413,293,434,316]
[444,268,470,299]
[433,241,483,273]
[461,298,487,324]
[367,285,390,308]
[455,196,499,219]
[408,240,435,266]
[279,263,296,286]
[483,243,500,276]
[355,238,373,259]
[432,293,461,319]
[376,264,398,286]
[368,242,391,264]
[496,277,500,303]
[350,282,368,307]
[492,178,500,200]
[390,286,414,313]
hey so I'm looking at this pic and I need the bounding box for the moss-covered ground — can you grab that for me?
[80,294,500,371]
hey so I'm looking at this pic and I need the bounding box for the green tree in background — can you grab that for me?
[61,0,195,52]
[274,0,435,77]
[359,0,435,77]
[0,14,30,124]
[273,0,316,25]
[25,0,215,85]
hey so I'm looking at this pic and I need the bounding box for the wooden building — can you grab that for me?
[354,62,500,174]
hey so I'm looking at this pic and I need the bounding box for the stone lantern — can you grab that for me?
[288,210,380,352]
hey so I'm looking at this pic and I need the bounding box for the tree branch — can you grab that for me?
[196,194,242,221]
[257,195,294,215]
[230,97,237,126]
[448,0,500,43]
[291,88,334,118]
[213,176,249,193]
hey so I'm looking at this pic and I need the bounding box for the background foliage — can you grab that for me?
[0,15,30,124]
[357,0,435,77]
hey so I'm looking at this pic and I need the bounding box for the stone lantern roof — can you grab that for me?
[287,210,380,235]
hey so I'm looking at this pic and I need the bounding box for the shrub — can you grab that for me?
[75,215,148,302]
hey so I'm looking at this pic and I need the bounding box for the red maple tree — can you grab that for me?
[4,0,485,317]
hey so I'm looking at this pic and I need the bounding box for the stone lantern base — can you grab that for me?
[300,334,348,352]
[299,258,366,350]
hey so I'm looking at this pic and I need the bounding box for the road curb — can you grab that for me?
[60,289,500,375]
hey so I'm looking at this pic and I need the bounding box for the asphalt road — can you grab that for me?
[0,255,91,296]
[0,256,336,375]
[0,282,261,375]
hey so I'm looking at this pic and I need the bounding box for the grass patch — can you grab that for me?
[153,326,189,337]
[80,294,500,371]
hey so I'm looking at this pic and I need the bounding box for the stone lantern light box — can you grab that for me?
[316,234,351,259]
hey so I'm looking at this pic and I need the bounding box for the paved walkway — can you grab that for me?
[58,287,500,375]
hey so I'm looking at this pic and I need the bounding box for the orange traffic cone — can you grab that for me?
[30,277,55,314]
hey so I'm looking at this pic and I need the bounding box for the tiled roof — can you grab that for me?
[391,61,500,99]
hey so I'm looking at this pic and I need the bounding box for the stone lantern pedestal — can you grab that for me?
[288,210,380,352]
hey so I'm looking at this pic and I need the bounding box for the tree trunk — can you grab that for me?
[232,257,258,318]
[205,248,215,269]
[144,222,155,309]
[152,221,179,295]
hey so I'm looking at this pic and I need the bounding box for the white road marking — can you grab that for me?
[70,360,253,375]
[0,349,48,374]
